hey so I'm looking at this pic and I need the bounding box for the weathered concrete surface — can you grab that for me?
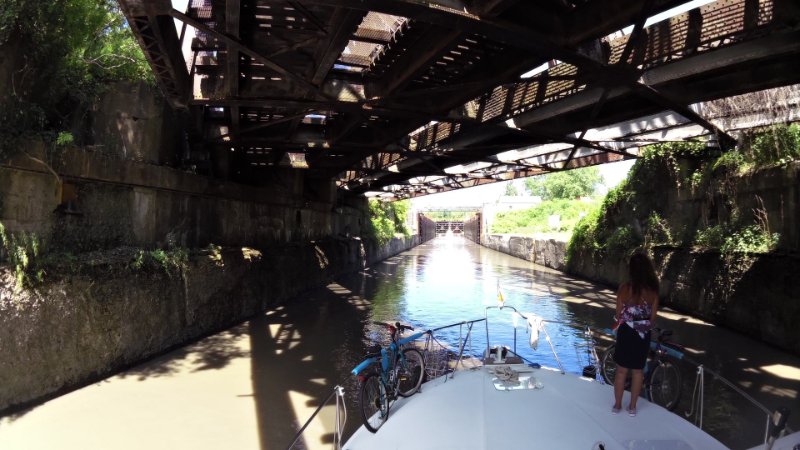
[90,82,179,165]
[0,234,422,414]
[473,230,800,355]
[0,146,365,250]
[693,163,800,251]
[0,151,61,238]
[569,247,800,355]
[472,234,568,272]
[464,159,800,356]
[463,213,480,243]
[0,80,363,249]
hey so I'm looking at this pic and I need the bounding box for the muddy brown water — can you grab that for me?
[1,237,797,449]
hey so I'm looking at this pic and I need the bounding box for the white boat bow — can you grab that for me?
[344,361,728,450]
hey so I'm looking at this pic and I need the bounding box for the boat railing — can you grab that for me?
[479,311,795,447]
[683,363,794,447]
[287,319,488,449]
[594,328,794,448]
[290,313,793,449]
[426,318,486,378]
[285,385,346,450]
[484,305,595,375]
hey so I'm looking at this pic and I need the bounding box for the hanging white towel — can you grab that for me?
[525,314,544,350]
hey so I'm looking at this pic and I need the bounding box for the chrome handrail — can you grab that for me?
[286,385,346,450]
[426,318,485,378]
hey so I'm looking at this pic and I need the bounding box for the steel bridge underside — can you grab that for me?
[120,0,800,199]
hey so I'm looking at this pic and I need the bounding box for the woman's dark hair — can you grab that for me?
[629,252,659,297]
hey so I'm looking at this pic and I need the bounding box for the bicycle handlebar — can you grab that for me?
[399,324,414,332]
[373,321,414,332]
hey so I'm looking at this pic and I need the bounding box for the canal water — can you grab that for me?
[363,234,599,372]
[1,237,798,450]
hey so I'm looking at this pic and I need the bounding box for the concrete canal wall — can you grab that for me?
[465,225,800,355]
[0,233,425,415]
[463,173,800,356]
[568,247,800,356]
[479,234,567,271]
[0,82,437,414]
[464,214,567,271]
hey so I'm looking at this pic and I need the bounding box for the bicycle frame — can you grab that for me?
[643,334,685,374]
[351,328,429,384]
[654,339,685,361]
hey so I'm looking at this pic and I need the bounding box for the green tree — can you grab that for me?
[0,0,152,158]
[524,167,603,200]
[504,182,519,196]
[369,200,411,245]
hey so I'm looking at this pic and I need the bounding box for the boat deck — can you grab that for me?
[344,363,729,450]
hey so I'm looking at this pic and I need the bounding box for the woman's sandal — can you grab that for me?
[628,407,637,417]
[611,406,621,415]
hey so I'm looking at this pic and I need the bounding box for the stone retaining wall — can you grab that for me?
[0,145,365,251]
[569,247,800,355]
[473,233,567,271]
[0,234,421,414]
[469,230,800,355]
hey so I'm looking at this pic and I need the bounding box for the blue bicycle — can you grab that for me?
[352,322,429,433]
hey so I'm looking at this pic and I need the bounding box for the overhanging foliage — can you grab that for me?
[0,0,152,159]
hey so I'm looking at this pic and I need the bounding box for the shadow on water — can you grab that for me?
[2,322,255,424]
[249,277,375,449]
[116,326,252,381]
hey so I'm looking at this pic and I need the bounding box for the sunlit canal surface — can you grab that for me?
[1,237,798,450]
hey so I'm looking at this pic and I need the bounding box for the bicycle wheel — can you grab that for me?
[358,373,390,433]
[600,345,618,385]
[647,360,682,411]
[397,348,425,397]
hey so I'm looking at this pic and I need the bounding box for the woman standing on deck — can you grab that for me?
[611,252,660,417]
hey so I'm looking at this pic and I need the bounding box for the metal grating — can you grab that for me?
[607,0,776,68]
[340,40,382,67]
[417,35,502,88]
[120,0,798,198]
[188,0,213,19]
[481,86,509,122]
[339,12,408,70]
[253,3,320,32]
[435,123,452,143]
[355,12,407,41]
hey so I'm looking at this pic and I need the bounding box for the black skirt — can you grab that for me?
[613,323,651,370]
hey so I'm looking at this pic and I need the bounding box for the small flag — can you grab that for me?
[497,287,505,305]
